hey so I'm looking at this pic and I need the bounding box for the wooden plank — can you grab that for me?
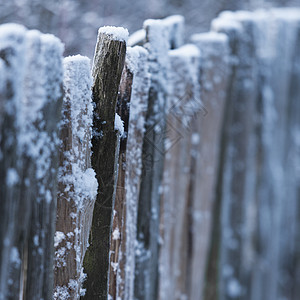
[134,19,169,300]
[54,56,97,299]
[108,52,134,300]
[189,32,229,300]
[24,32,64,300]
[109,46,150,300]
[158,44,201,300]
[209,11,259,300]
[0,23,27,300]
[82,27,127,300]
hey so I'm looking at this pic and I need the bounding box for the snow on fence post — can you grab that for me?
[250,9,300,300]
[24,32,64,300]
[108,48,135,300]
[0,24,27,300]
[54,55,97,300]
[189,32,229,300]
[108,46,150,300]
[121,46,150,300]
[158,44,201,300]
[134,19,170,300]
[209,12,259,300]
[82,26,128,300]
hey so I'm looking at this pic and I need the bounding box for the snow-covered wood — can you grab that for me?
[24,32,64,300]
[0,23,27,300]
[134,18,170,300]
[158,44,201,300]
[54,55,97,300]
[189,31,229,300]
[82,27,127,300]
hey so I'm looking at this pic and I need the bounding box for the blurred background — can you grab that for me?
[1,0,300,58]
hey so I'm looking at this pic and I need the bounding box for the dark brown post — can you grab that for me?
[82,27,127,299]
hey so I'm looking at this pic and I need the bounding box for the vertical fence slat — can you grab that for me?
[54,55,97,300]
[24,32,64,300]
[82,27,127,300]
[134,19,169,300]
[0,24,26,300]
[108,51,134,299]
[189,32,229,300]
[158,44,201,300]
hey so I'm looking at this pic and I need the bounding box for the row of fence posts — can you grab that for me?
[0,8,300,300]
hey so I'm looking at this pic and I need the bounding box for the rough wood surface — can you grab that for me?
[134,19,169,300]
[82,30,127,300]
[158,44,200,300]
[0,24,27,300]
[54,56,97,300]
[108,59,134,300]
[24,33,64,300]
[189,32,229,300]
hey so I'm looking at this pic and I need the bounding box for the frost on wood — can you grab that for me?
[189,32,229,300]
[24,31,64,300]
[134,18,170,300]
[0,24,64,300]
[108,46,150,300]
[162,15,185,49]
[82,28,126,300]
[210,9,300,300]
[54,55,97,300]
[159,44,201,300]
[0,23,27,300]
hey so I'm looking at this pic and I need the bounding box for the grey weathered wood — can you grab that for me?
[158,44,200,300]
[108,57,134,300]
[24,33,64,300]
[82,28,127,300]
[54,56,97,300]
[189,32,229,300]
[0,24,27,300]
[134,19,169,300]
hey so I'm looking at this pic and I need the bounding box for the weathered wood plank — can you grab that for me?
[54,55,97,300]
[158,44,201,300]
[82,27,127,300]
[0,23,27,300]
[108,47,150,300]
[108,52,134,300]
[189,32,229,300]
[24,32,64,300]
[134,19,169,300]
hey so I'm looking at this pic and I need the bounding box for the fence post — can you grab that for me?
[54,55,97,299]
[0,24,27,300]
[24,32,64,300]
[158,44,201,300]
[108,49,134,300]
[189,32,229,300]
[134,19,169,300]
[107,46,150,300]
[82,27,127,300]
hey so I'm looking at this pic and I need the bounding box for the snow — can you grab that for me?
[98,26,129,42]
[112,228,120,240]
[114,113,124,136]
[6,168,19,187]
[168,44,200,58]
[128,29,146,46]
[191,32,228,43]
[54,231,65,248]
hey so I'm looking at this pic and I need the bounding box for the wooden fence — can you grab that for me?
[0,8,299,300]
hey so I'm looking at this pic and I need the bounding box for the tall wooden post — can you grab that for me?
[54,55,97,299]
[82,27,127,300]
